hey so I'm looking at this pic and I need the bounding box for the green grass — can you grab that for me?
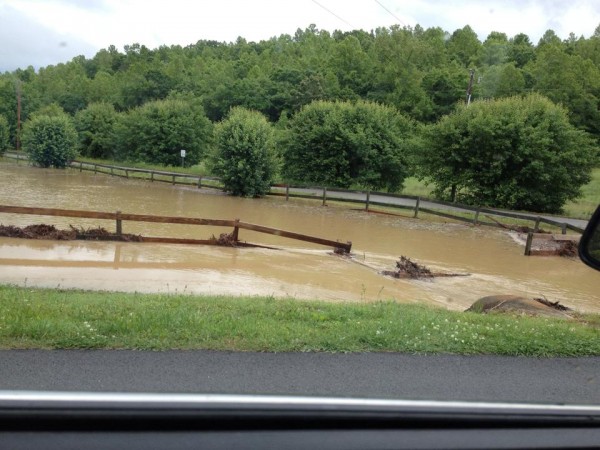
[75,156,211,177]
[563,168,600,219]
[401,176,434,198]
[1,285,598,356]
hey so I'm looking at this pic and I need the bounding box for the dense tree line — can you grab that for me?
[1,23,599,209]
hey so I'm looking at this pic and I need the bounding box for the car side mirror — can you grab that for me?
[579,204,600,271]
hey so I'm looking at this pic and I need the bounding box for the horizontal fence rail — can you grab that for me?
[0,205,352,253]
[2,152,588,234]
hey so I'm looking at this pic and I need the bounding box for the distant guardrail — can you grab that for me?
[3,151,587,237]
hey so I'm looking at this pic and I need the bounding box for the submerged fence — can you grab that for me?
[3,152,587,238]
[0,204,352,253]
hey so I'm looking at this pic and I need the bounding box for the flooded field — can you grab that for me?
[1,162,599,312]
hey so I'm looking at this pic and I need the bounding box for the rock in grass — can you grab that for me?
[466,295,573,319]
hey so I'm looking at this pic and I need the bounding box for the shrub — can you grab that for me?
[211,107,276,197]
[420,94,597,213]
[22,113,78,168]
[114,98,211,166]
[281,100,414,191]
[74,102,119,159]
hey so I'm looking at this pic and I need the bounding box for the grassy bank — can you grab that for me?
[1,285,598,356]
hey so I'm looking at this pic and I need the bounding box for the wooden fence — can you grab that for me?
[0,205,352,253]
[3,151,587,237]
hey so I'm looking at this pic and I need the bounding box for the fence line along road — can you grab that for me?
[2,152,589,233]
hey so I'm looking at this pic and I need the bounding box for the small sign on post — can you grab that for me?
[180,149,186,168]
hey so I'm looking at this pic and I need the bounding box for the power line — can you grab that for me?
[374,0,406,26]
[310,0,354,28]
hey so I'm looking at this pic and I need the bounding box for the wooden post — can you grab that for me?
[232,219,240,242]
[150,172,154,182]
[110,167,114,176]
[322,187,327,206]
[365,191,370,211]
[524,232,533,256]
[285,185,290,201]
[94,164,98,174]
[172,175,176,185]
[197,177,202,188]
[125,169,129,178]
[534,217,541,233]
[561,223,567,235]
[473,207,480,225]
[116,210,122,236]
[79,161,83,172]
[413,197,421,218]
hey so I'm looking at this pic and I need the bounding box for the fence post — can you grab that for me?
[473,207,480,225]
[524,232,533,256]
[125,169,129,178]
[232,219,240,242]
[172,175,176,185]
[413,197,420,218]
[150,172,154,182]
[561,223,567,235]
[94,164,98,174]
[79,161,83,172]
[365,191,370,211]
[322,187,327,206]
[110,167,114,176]
[115,211,122,237]
[197,177,202,188]
[534,217,541,233]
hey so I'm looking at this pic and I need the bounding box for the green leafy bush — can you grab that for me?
[211,107,276,197]
[74,102,119,159]
[22,113,78,168]
[114,98,211,166]
[420,94,597,213]
[281,100,414,191]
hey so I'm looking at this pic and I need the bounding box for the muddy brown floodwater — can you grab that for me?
[1,162,599,312]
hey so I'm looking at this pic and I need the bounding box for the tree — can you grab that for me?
[281,100,414,191]
[115,98,212,166]
[211,107,276,197]
[0,115,9,154]
[74,102,119,159]
[22,113,78,168]
[420,94,597,213]
[446,25,482,67]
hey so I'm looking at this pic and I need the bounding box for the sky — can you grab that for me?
[1,0,599,72]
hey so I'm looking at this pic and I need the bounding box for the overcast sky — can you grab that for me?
[1,0,599,72]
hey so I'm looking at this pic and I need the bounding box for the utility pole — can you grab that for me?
[465,69,475,106]
[15,79,22,151]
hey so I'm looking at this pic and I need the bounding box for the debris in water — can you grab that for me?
[557,240,578,258]
[381,256,469,279]
[0,224,75,240]
[0,223,143,242]
[210,232,237,247]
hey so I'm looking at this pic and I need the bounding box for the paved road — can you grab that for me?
[1,350,598,405]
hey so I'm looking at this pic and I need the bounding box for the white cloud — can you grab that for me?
[1,0,599,71]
